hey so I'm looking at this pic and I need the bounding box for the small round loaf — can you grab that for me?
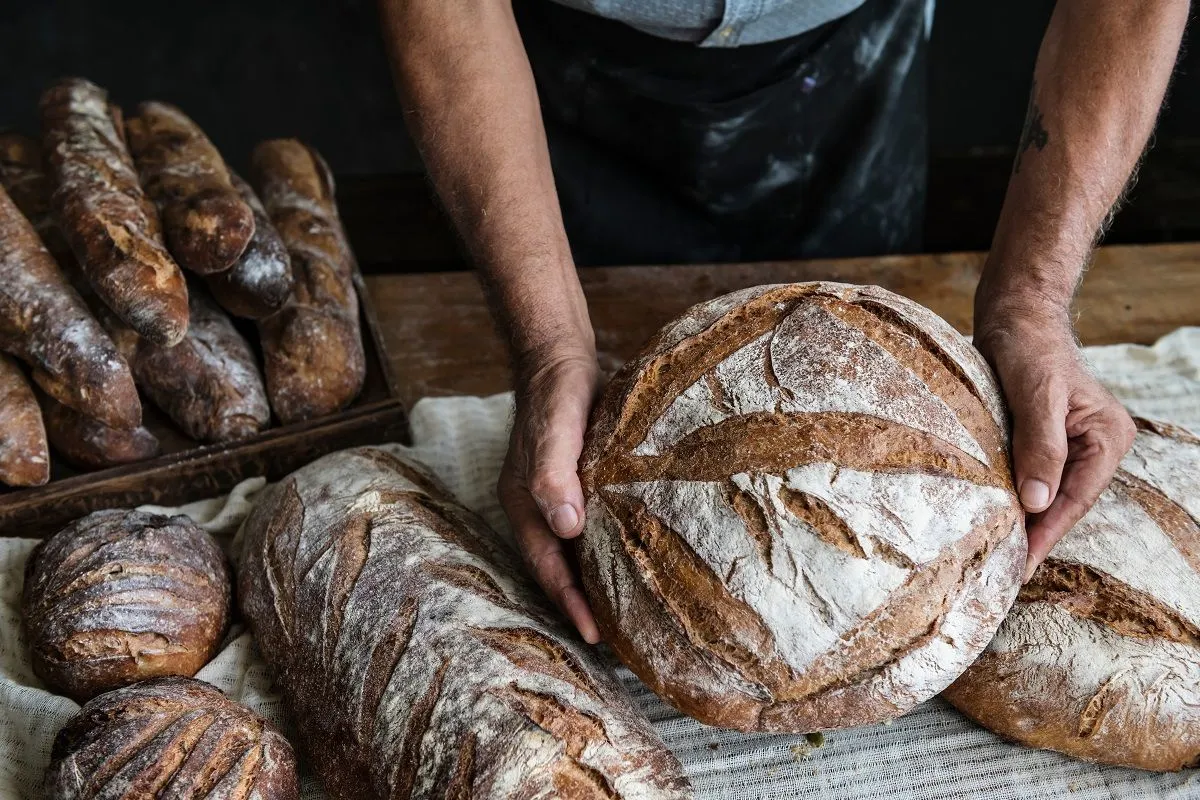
[944,418,1200,771]
[22,509,231,702]
[45,676,298,799]
[579,282,1026,732]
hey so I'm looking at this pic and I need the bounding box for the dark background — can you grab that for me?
[3,0,1198,265]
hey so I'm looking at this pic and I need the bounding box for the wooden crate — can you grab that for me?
[0,271,409,538]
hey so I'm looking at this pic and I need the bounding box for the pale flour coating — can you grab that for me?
[238,447,692,800]
[580,282,1024,732]
[944,419,1200,771]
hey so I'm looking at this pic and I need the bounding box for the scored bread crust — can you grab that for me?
[238,446,692,800]
[22,509,231,702]
[40,78,190,347]
[943,418,1200,771]
[44,676,298,799]
[579,282,1025,732]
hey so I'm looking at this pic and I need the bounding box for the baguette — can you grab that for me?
[107,282,270,444]
[40,394,159,470]
[125,101,255,275]
[205,172,294,318]
[0,353,49,487]
[0,182,141,429]
[40,78,189,346]
[238,446,693,800]
[0,131,65,255]
[251,139,364,423]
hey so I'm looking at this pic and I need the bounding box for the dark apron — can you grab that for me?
[513,0,929,265]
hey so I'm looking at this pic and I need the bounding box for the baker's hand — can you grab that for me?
[498,345,602,643]
[975,305,1136,582]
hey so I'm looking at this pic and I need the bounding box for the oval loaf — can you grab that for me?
[45,676,298,799]
[238,446,692,800]
[22,509,231,702]
[579,282,1026,732]
[944,418,1200,771]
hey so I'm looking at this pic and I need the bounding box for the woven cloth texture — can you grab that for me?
[3,327,1199,799]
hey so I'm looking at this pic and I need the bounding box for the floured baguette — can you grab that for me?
[251,139,364,423]
[125,101,255,275]
[0,353,49,487]
[40,78,189,346]
[105,282,270,444]
[205,172,294,319]
[238,446,693,800]
[40,393,159,470]
[0,181,140,429]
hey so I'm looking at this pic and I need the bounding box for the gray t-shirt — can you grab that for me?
[549,0,870,46]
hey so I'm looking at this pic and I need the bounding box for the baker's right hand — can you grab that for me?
[498,345,602,644]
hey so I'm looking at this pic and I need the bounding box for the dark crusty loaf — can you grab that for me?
[41,393,160,469]
[23,509,231,702]
[205,173,294,319]
[45,676,298,799]
[0,182,141,429]
[579,282,1026,732]
[238,446,692,800]
[125,101,255,275]
[0,353,49,486]
[106,281,270,444]
[40,78,189,347]
[251,139,364,423]
[943,418,1200,771]
[0,131,68,259]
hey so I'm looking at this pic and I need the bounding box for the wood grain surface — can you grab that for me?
[366,243,1200,405]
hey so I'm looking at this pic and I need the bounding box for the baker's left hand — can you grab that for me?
[974,301,1136,582]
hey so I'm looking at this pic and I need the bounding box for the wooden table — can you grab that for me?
[365,243,1200,406]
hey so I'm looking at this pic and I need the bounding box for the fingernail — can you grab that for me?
[548,504,578,535]
[1023,557,1037,584]
[1019,479,1051,511]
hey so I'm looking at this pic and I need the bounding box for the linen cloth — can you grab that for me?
[2,327,1200,799]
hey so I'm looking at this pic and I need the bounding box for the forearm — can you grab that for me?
[977,0,1189,324]
[378,0,592,361]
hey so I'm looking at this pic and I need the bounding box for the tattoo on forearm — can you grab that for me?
[1014,81,1049,175]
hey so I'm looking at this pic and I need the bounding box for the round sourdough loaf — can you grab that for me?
[944,418,1200,771]
[22,509,231,702]
[45,676,298,799]
[579,282,1027,732]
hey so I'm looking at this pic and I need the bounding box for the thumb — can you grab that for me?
[520,367,596,540]
[1009,382,1069,514]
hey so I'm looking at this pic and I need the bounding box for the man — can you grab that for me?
[379,0,1188,643]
